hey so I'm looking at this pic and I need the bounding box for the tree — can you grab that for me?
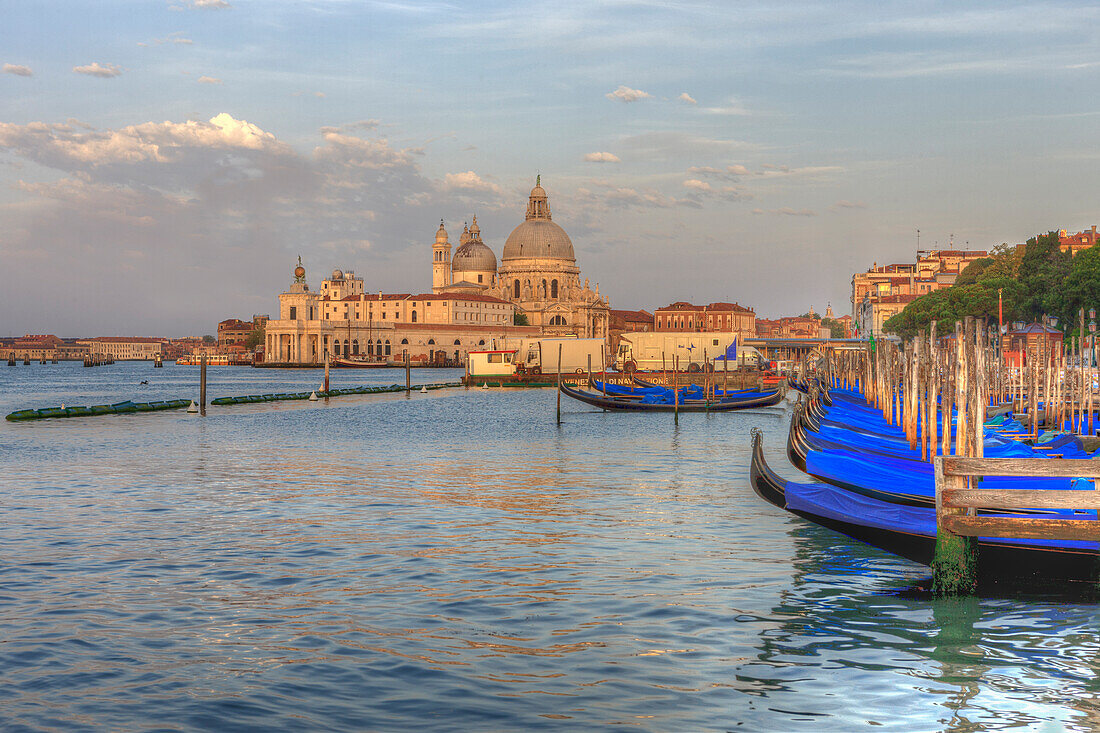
[820,318,847,338]
[245,327,265,350]
[1018,232,1071,323]
[202,334,216,344]
[513,312,529,326]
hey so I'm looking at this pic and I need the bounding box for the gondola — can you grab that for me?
[333,357,390,368]
[558,382,784,412]
[750,431,1100,583]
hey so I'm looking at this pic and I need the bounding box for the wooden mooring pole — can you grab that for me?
[556,343,562,425]
[199,353,207,417]
[405,354,411,393]
[324,350,330,395]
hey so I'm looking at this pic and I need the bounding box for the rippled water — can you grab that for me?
[3,362,1100,731]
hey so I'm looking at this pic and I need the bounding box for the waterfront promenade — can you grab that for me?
[2,363,1099,731]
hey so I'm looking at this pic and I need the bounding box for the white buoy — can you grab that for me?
[420,386,428,393]
[481,383,488,390]
[308,391,319,401]
[186,400,199,413]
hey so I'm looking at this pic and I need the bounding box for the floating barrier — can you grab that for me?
[6,398,191,421]
[209,382,460,405]
[6,383,462,421]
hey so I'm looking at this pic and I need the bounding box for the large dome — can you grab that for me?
[502,178,575,261]
[503,220,575,261]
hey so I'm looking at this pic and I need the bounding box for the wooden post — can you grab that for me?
[723,349,729,394]
[588,353,593,389]
[955,320,968,456]
[931,456,979,595]
[674,355,679,423]
[405,353,411,392]
[556,343,562,425]
[324,350,330,394]
[199,353,207,416]
[929,321,938,460]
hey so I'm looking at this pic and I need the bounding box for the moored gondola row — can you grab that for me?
[752,317,1100,593]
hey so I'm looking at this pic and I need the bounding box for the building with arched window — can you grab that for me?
[430,177,610,339]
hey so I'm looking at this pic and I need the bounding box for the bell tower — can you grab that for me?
[432,220,452,293]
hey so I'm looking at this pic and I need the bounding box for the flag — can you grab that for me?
[725,338,737,362]
[868,332,876,353]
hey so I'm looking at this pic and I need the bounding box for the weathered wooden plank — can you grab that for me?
[943,456,1100,478]
[942,514,1100,541]
[942,488,1100,510]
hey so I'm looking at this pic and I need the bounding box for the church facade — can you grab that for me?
[432,178,611,339]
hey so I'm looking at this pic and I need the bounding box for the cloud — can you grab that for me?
[0,113,286,170]
[619,131,754,161]
[443,170,504,195]
[683,179,712,192]
[3,64,33,77]
[140,32,193,46]
[701,98,753,116]
[678,92,697,105]
[73,62,122,78]
[197,75,222,84]
[583,152,620,163]
[293,90,326,98]
[180,0,230,8]
[833,199,867,210]
[687,164,750,181]
[606,85,651,103]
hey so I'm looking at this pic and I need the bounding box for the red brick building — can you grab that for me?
[1057,226,1098,256]
[217,319,254,346]
[654,302,755,335]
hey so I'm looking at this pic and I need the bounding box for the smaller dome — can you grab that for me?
[452,240,497,273]
[470,215,481,237]
[332,269,344,280]
[459,223,471,245]
[435,219,448,243]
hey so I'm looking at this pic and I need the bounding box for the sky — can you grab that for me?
[3,1,1100,336]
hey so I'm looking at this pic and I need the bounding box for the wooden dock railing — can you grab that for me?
[933,455,1100,593]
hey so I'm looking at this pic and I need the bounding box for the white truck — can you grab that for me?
[614,331,763,373]
[467,337,607,377]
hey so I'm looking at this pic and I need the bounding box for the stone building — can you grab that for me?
[654,301,756,335]
[432,178,611,338]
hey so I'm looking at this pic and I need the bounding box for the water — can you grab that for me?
[2,362,1099,731]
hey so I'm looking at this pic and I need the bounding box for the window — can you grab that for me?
[352,339,359,355]
[411,310,417,322]
[551,279,558,298]
[376,339,382,354]
[713,339,719,346]
[428,339,435,345]
[385,340,391,356]
[454,339,461,345]
[478,339,485,345]
[514,280,520,298]
[489,353,502,363]
[478,274,483,283]
[549,315,567,326]
[334,341,341,356]
[368,341,374,355]
[401,338,409,345]
[289,306,297,320]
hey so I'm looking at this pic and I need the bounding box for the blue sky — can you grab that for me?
[3,1,1100,334]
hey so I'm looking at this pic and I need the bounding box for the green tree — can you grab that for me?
[820,318,847,338]
[1018,232,1071,323]
[202,334,216,344]
[513,312,529,326]
[245,327,265,350]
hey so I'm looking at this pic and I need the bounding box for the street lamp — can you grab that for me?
[1090,309,1097,367]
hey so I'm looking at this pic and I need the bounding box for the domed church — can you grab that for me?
[432,177,610,338]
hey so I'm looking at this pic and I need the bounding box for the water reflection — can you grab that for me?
[2,366,1100,730]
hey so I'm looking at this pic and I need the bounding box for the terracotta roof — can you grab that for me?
[79,336,166,343]
[611,309,653,322]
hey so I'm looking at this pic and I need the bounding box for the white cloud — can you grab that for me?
[701,98,752,116]
[683,179,712,192]
[197,75,222,84]
[774,207,816,216]
[678,92,697,105]
[140,32,193,46]
[73,62,122,78]
[620,131,755,161]
[443,170,504,195]
[293,90,326,98]
[181,0,230,8]
[3,64,33,77]
[583,152,620,163]
[833,199,867,209]
[606,85,651,103]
